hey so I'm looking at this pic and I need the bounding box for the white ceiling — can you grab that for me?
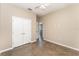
[12,3,69,16]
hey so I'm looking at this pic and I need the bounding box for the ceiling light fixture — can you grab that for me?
[35,3,50,10]
[39,4,49,9]
[40,5,46,9]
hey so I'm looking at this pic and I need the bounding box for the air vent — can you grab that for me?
[27,8,32,11]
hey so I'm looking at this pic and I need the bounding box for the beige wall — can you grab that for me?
[40,4,79,50]
[0,4,36,51]
[0,4,1,18]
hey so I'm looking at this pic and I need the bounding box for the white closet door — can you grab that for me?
[23,19,31,44]
[12,16,24,48]
[12,16,31,48]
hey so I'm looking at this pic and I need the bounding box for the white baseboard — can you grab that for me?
[0,47,13,54]
[45,39,79,52]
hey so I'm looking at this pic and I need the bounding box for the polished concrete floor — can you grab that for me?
[1,40,79,56]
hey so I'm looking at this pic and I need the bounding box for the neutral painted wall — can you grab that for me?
[0,4,1,18]
[0,4,36,51]
[40,4,79,50]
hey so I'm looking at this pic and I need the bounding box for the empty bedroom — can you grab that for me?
[0,3,79,56]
